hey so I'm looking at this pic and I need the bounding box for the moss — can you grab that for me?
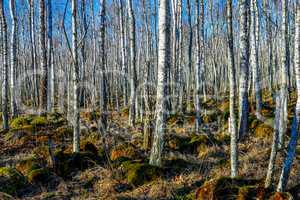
[167,113,184,126]
[215,133,231,145]
[237,186,267,200]
[0,167,27,195]
[10,116,32,129]
[47,112,66,126]
[27,168,50,183]
[110,143,139,161]
[55,126,73,139]
[189,134,219,147]
[255,123,274,139]
[202,111,220,123]
[30,116,48,127]
[269,192,293,200]
[122,162,161,186]
[195,177,261,200]
[54,150,99,178]
[16,156,41,176]
[166,134,191,152]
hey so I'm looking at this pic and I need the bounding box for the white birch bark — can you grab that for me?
[128,0,137,126]
[9,0,17,117]
[277,2,300,192]
[149,0,171,167]
[72,0,80,153]
[0,0,9,130]
[250,0,262,115]
[47,0,54,112]
[238,0,250,138]
[227,0,238,178]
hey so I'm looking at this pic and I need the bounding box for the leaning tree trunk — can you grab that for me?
[9,0,18,117]
[39,0,47,112]
[71,0,80,153]
[149,0,171,167]
[277,2,300,192]
[227,0,238,178]
[128,0,137,126]
[238,0,250,138]
[0,0,9,130]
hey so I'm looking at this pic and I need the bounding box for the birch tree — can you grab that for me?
[250,0,262,115]
[238,0,250,138]
[128,0,137,126]
[72,0,80,153]
[39,0,47,111]
[227,0,238,178]
[195,0,203,133]
[149,0,171,167]
[276,2,300,192]
[9,0,17,117]
[278,0,289,149]
[47,0,54,112]
[0,0,9,130]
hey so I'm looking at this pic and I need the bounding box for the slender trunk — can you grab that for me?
[227,0,238,178]
[39,0,47,112]
[250,0,262,114]
[9,0,17,117]
[278,0,289,149]
[238,0,250,138]
[0,0,9,130]
[72,0,80,153]
[149,0,171,167]
[47,0,54,112]
[100,0,108,129]
[128,0,137,126]
[277,2,300,192]
[195,0,203,133]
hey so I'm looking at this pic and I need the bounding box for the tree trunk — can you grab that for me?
[227,0,238,178]
[278,0,289,149]
[128,0,137,126]
[277,2,300,192]
[47,0,54,112]
[149,0,171,167]
[39,0,48,112]
[9,0,17,117]
[250,0,262,115]
[0,0,9,130]
[72,0,80,153]
[238,0,250,138]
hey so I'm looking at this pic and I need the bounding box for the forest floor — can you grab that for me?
[0,91,299,200]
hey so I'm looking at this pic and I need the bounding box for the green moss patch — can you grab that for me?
[0,167,27,195]
[121,162,162,186]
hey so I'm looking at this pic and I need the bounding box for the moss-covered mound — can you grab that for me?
[269,192,293,200]
[54,150,100,178]
[27,168,51,183]
[255,123,274,139]
[166,134,191,152]
[110,143,140,161]
[16,156,42,176]
[0,167,27,195]
[121,161,162,186]
[195,177,262,200]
